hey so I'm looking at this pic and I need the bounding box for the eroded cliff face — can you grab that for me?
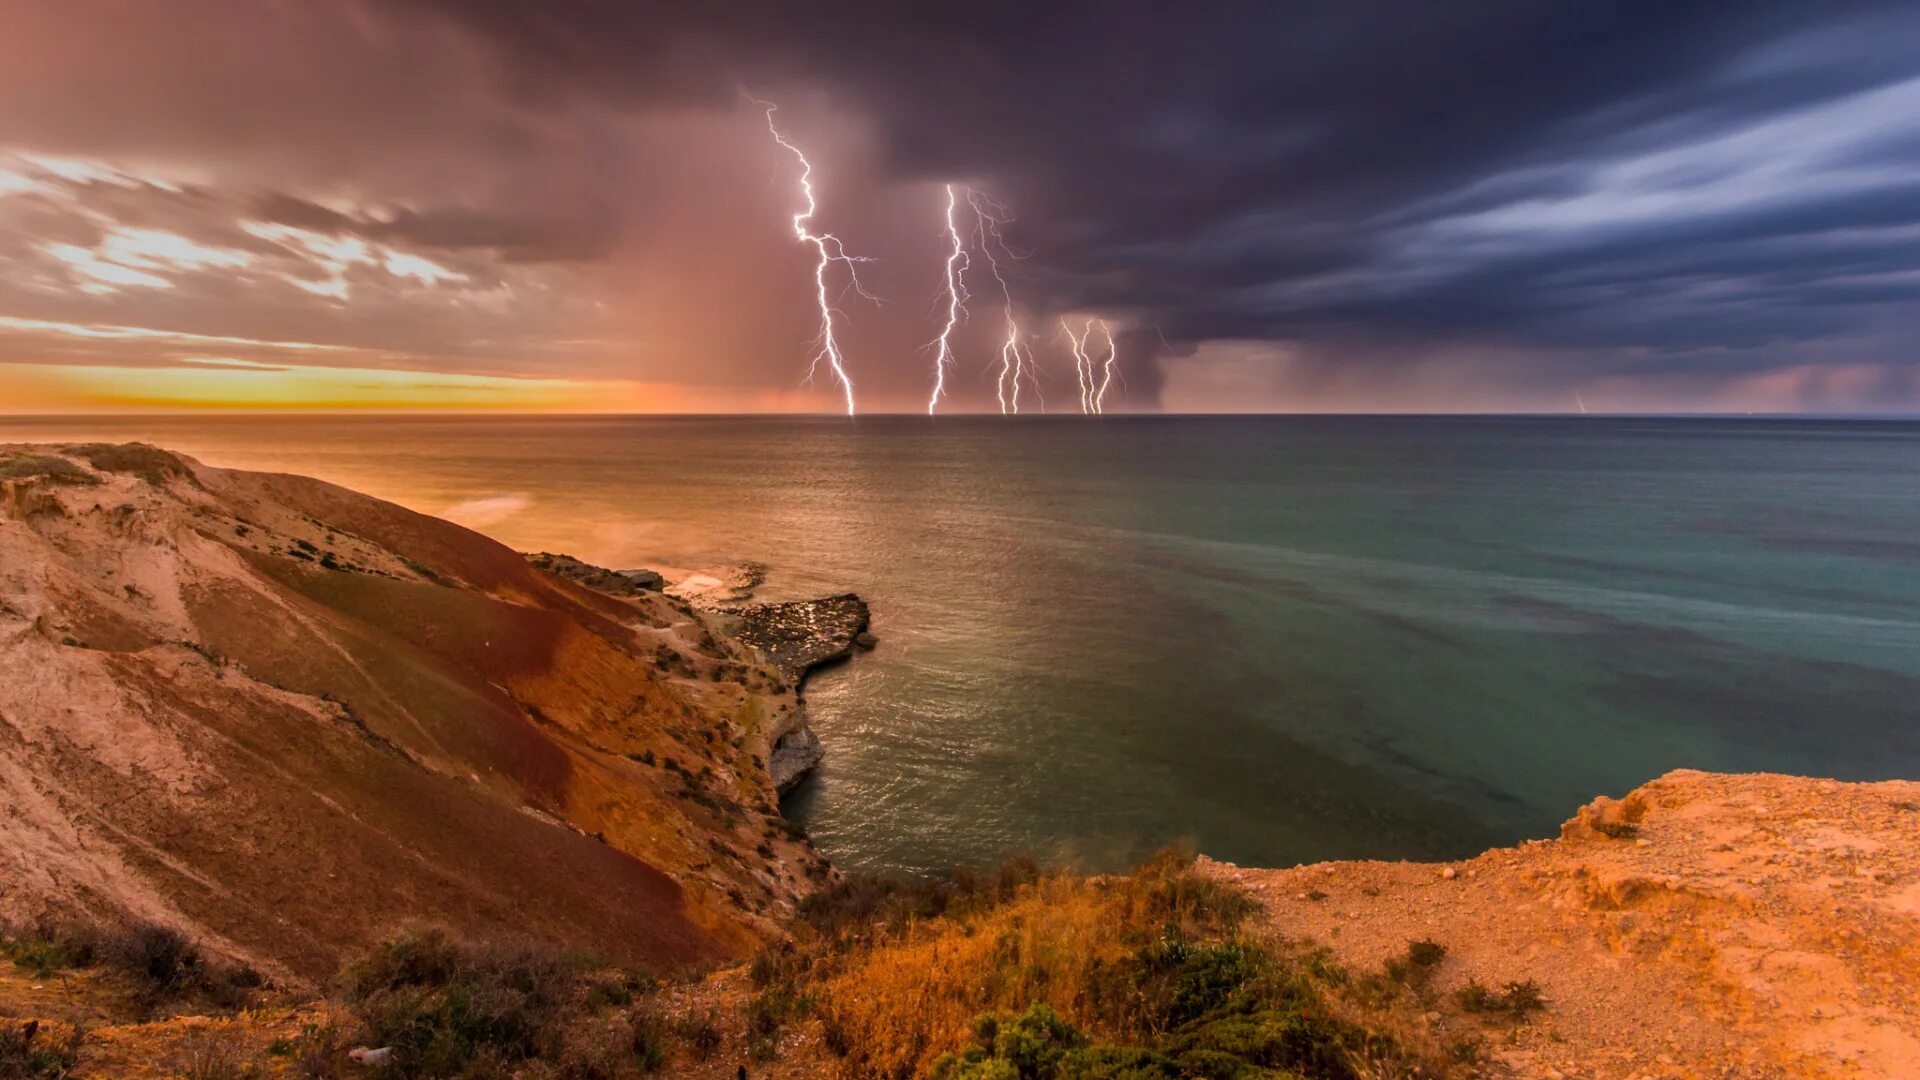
[0,444,830,984]
[1206,769,1920,1079]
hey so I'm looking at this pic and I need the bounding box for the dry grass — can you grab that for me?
[0,1019,84,1079]
[814,859,1240,1074]
[736,852,1445,1079]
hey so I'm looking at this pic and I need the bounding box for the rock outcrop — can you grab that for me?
[532,561,871,792]
[522,551,663,594]
[718,593,872,685]
[715,593,871,789]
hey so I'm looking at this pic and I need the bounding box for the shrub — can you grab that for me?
[1382,939,1447,989]
[1455,979,1546,1018]
[744,984,810,1062]
[793,853,1050,947]
[673,1012,722,1059]
[70,443,196,486]
[1404,940,1447,969]
[0,1020,83,1079]
[343,929,577,1072]
[106,922,201,992]
[0,917,97,978]
[555,1013,664,1078]
[933,1002,1088,1079]
[176,1030,258,1080]
[340,929,665,1077]
[0,455,98,485]
[4,916,258,1012]
[264,1021,344,1079]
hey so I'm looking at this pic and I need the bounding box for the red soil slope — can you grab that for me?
[0,444,822,984]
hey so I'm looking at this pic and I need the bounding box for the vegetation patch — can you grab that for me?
[0,1019,83,1079]
[69,443,199,487]
[0,455,99,485]
[1381,938,1448,991]
[339,927,668,1078]
[1455,978,1547,1019]
[739,852,1441,1079]
[1,916,260,1014]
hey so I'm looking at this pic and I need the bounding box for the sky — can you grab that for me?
[2,1,1919,414]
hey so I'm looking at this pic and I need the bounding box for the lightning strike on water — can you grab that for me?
[967,189,1039,414]
[1062,317,1118,414]
[1092,319,1119,413]
[759,101,875,416]
[927,184,970,414]
[1063,318,1096,414]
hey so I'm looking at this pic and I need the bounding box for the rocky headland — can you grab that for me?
[0,442,846,986]
[515,553,872,791]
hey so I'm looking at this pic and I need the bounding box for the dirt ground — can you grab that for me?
[1202,769,1920,1079]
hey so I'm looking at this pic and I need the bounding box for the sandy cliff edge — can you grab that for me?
[1204,768,1920,1079]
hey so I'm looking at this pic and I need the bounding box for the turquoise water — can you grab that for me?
[8,414,1919,874]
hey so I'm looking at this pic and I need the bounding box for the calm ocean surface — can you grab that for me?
[8,414,1920,874]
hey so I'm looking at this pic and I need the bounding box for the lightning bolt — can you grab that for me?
[1063,318,1094,414]
[759,101,874,416]
[967,189,1039,414]
[927,183,970,415]
[1062,317,1118,414]
[1093,319,1119,413]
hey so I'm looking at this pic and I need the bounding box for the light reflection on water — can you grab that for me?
[8,414,1920,874]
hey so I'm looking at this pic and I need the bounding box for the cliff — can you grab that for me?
[0,443,832,985]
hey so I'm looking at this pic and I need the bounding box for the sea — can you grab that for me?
[8,414,1919,875]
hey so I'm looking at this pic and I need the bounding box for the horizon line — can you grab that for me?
[6,410,1920,422]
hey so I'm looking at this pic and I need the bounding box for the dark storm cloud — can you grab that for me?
[5,0,1919,411]
[410,0,1920,401]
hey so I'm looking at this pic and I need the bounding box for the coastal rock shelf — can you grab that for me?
[718,592,872,684]
[707,592,871,790]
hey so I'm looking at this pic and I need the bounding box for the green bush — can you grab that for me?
[1,923,92,979]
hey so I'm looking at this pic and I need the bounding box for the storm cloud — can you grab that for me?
[3,1,1918,412]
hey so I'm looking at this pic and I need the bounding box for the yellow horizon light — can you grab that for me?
[0,359,834,414]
